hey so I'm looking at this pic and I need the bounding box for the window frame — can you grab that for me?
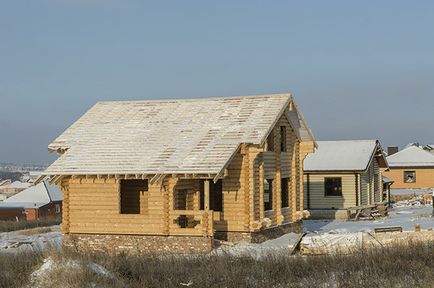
[120,179,148,214]
[264,179,273,211]
[324,177,343,197]
[403,171,416,183]
[199,179,223,212]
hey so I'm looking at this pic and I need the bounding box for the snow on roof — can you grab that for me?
[0,202,49,209]
[386,146,434,168]
[0,181,62,209]
[44,93,315,176]
[304,140,386,172]
[45,182,62,202]
[382,175,394,184]
[1,181,31,189]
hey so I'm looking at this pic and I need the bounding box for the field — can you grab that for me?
[0,241,433,288]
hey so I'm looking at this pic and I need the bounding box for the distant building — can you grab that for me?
[303,140,389,219]
[0,179,12,187]
[20,171,43,183]
[383,146,434,189]
[0,181,62,221]
[0,181,31,195]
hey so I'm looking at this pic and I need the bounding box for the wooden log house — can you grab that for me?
[41,93,316,254]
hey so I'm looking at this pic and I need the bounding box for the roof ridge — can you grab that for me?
[96,93,291,105]
[390,145,434,158]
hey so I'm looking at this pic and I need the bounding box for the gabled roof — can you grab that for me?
[43,93,315,178]
[304,140,388,172]
[0,181,62,209]
[387,145,434,168]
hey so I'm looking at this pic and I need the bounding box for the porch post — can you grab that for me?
[204,180,210,211]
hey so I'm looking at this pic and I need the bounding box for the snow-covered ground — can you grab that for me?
[213,232,301,259]
[0,225,62,253]
[0,206,432,255]
[303,205,433,234]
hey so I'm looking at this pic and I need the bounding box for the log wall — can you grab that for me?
[60,108,313,237]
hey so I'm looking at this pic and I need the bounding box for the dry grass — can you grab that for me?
[0,218,60,233]
[16,227,52,236]
[0,251,44,288]
[0,241,433,288]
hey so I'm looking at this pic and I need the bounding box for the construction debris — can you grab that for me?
[300,230,434,255]
[393,194,432,207]
[347,202,388,221]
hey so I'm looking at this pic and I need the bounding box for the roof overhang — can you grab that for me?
[259,94,317,148]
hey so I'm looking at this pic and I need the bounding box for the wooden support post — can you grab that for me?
[61,180,70,233]
[297,143,304,212]
[259,163,265,220]
[204,179,210,211]
[291,143,298,222]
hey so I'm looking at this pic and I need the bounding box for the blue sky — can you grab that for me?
[1,1,433,164]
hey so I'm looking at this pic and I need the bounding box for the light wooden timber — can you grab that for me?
[45,93,315,238]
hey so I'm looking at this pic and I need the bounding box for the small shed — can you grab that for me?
[303,140,388,219]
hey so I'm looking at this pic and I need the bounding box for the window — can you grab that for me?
[280,126,287,152]
[174,189,188,210]
[55,204,61,214]
[281,178,289,208]
[404,171,416,183]
[120,179,148,214]
[324,178,342,197]
[264,179,273,211]
[267,131,274,152]
[199,180,223,211]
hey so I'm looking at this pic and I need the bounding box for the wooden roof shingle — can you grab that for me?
[44,93,314,178]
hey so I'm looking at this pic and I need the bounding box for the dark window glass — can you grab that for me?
[281,178,289,208]
[404,171,416,183]
[324,178,342,197]
[120,179,147,214]
[264,179,273,211]
[280,126,287,152]
[199,180,223,211]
